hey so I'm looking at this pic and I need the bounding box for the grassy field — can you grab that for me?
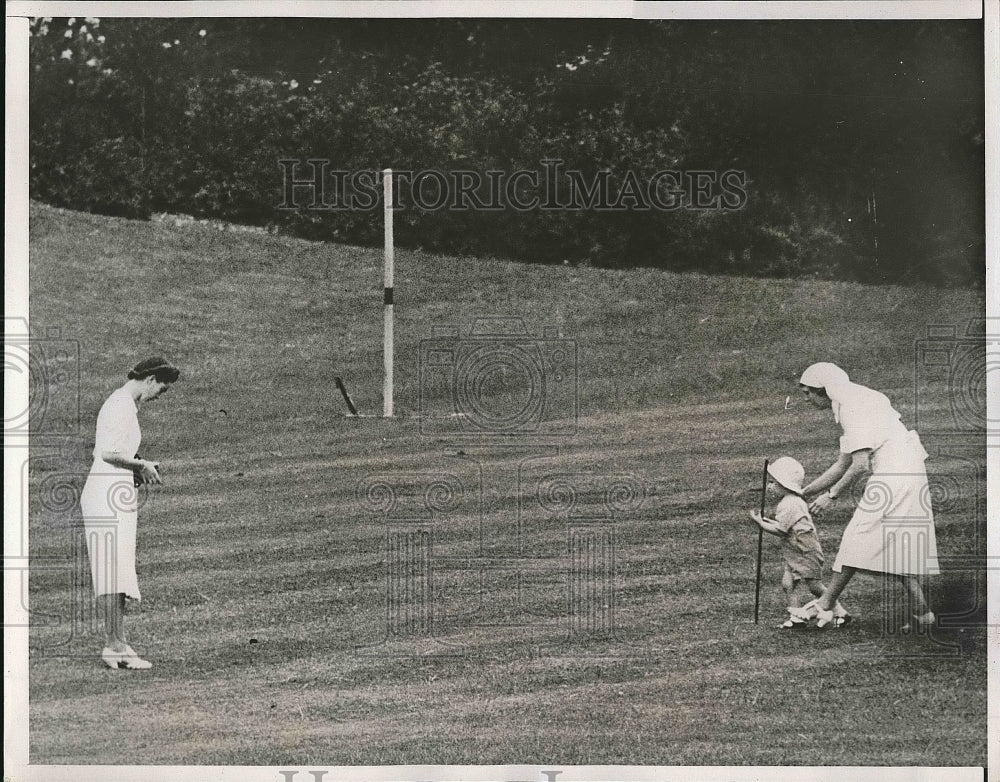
[24,202,987,766]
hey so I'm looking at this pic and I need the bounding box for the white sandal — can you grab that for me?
[102,646,153,670]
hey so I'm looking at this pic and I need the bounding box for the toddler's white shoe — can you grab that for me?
[790,599,836,628]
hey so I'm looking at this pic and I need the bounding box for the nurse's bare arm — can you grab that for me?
[101,450,162,484]
[807,450,871,513]
[802,452,852,498]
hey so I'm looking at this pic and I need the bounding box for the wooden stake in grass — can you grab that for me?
[383,168,394,418]
[335,376,359,416]
[754,458,768,624]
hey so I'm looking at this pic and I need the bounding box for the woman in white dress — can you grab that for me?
[80,357,179,669]
[794,362,938,630]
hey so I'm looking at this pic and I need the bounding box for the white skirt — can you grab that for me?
[80,466,142,599]
[833,432,939,576]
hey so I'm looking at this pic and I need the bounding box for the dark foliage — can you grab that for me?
[28,18,984,285]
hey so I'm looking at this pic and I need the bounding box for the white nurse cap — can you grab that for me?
[799,362,850,389]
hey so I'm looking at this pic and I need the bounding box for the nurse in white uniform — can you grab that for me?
[793,362,938,630]
[80,357,179,669]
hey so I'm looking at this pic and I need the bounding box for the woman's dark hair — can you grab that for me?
[799,383,829,399]
[128,357,180,384]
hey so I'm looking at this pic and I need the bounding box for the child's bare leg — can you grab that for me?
[781,567,796,607]
[791,579,814,608]
[805,578,826,599]
[779,569,811,628]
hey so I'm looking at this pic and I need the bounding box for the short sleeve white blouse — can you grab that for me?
[836,387,908,455]
[92,387,141,467]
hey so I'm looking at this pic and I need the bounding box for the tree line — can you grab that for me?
[29,18,984,286]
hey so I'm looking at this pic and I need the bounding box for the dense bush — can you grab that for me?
[28,18,984,286]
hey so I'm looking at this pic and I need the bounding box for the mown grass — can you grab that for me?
[26,202,986,766]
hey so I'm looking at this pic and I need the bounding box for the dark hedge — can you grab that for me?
[28,18,985,286]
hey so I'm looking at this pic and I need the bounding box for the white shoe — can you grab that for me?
[779,606,809,629]
[815,606,836,629]
[121,654,153,670]
[901,611,936,633]
[102,645,152,670]
[789,599,818,622]
[790,599,836,628]
[832,602,853,627]
[122,645,153,669]
[101,647,124,669]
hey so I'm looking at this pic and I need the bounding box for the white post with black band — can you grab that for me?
[383,168,394,418]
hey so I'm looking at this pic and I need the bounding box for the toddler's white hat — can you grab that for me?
[767,456,805,495]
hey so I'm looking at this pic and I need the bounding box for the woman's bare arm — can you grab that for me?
[802,452,853,497]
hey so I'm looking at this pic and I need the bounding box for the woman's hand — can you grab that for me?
[137,460,162,485]
[809,491,834,514]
